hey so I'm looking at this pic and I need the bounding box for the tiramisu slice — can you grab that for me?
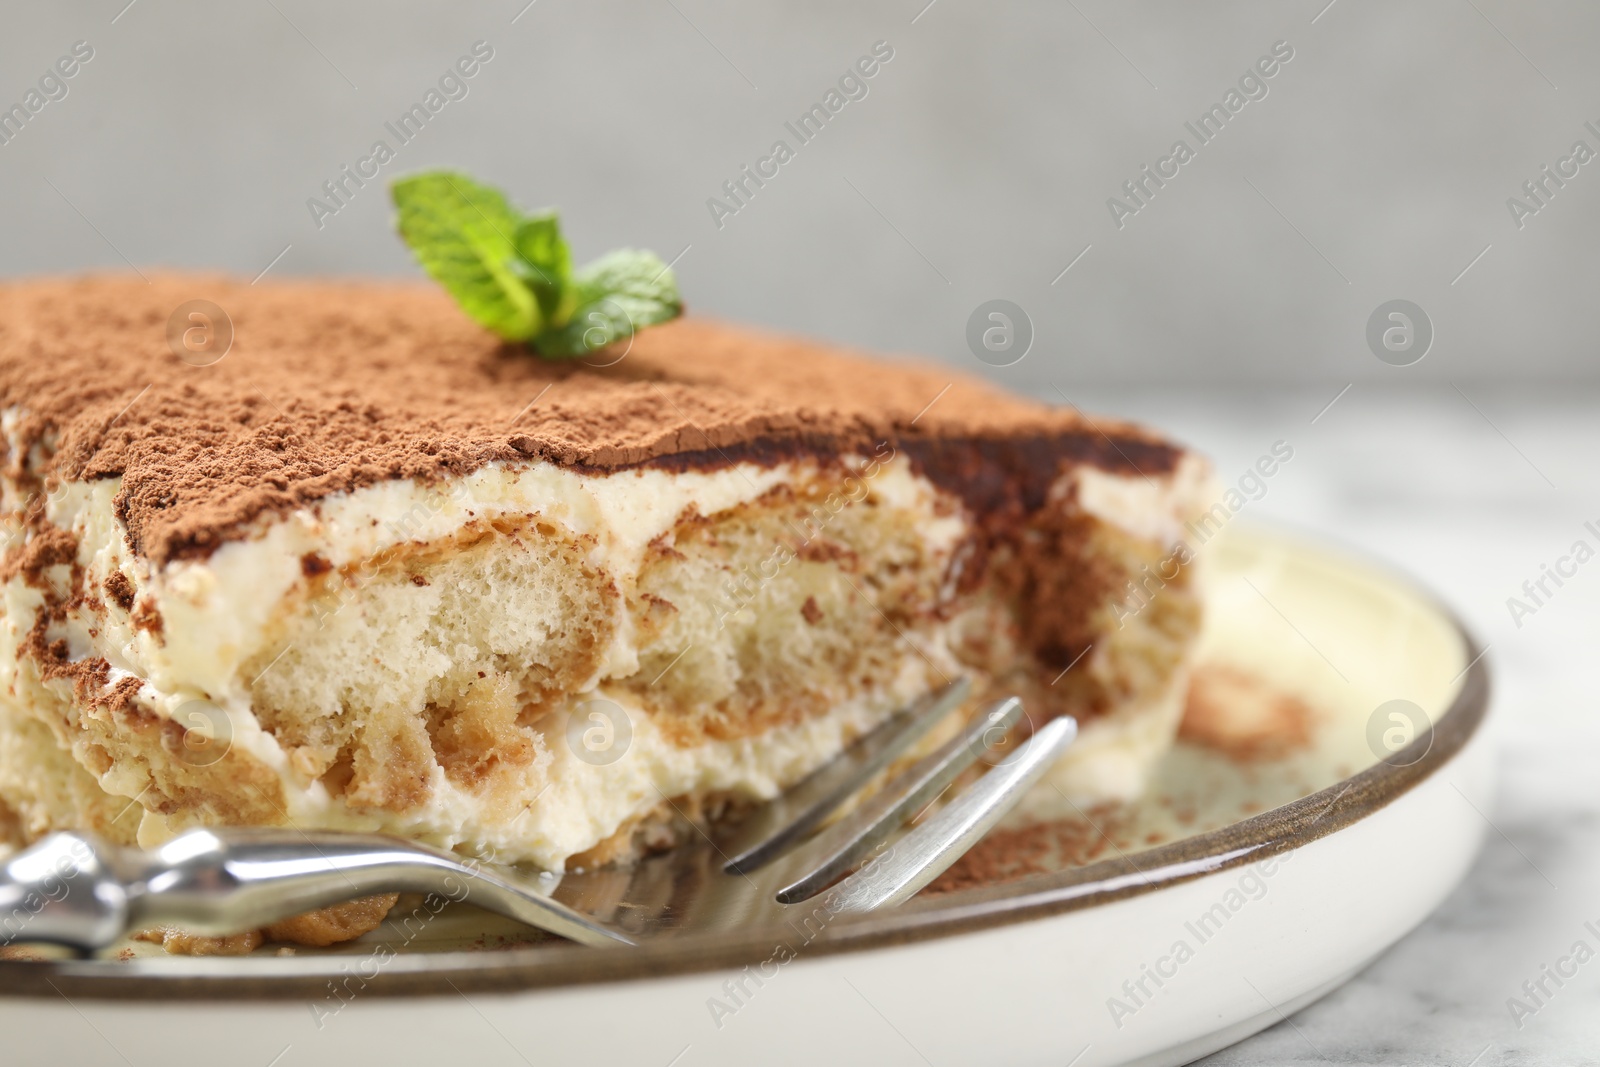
[0,274,1210,940]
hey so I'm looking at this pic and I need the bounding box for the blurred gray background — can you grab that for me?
[2,0,1596,387]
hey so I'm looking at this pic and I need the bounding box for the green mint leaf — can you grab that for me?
[512,213,572,323]
[533,249,683,358]
[392,171,538,341]
[391,170,684,358]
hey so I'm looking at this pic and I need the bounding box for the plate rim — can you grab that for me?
[0,523,1490,1000]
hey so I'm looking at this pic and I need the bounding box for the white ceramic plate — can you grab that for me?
[0,522,1492,1067]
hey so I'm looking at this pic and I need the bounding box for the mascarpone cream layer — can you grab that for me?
[0,421,1204,866]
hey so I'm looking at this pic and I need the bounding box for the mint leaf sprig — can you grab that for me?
[391,170,682,358]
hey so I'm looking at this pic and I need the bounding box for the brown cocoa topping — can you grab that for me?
[0,275,1186,568]
[103,571,135,611]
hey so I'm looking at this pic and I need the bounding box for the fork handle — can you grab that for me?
[1,828,633,952]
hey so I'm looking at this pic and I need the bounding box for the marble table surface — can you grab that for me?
[1066,384,1600,1066]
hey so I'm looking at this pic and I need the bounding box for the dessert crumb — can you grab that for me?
[800,596,823,625]
[1180,664,1318,763]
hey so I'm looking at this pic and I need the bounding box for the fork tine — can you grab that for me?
[773,695,1025,903]
[818,715,1079,912]
[720,677,971,875]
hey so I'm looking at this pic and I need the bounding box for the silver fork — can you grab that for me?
[0,680,1077,953]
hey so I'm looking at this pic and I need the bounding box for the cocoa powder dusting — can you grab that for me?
[0,275,1184,568]
[927,807,1123,893]
[0,525,79,590]
[103,571,135,611]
